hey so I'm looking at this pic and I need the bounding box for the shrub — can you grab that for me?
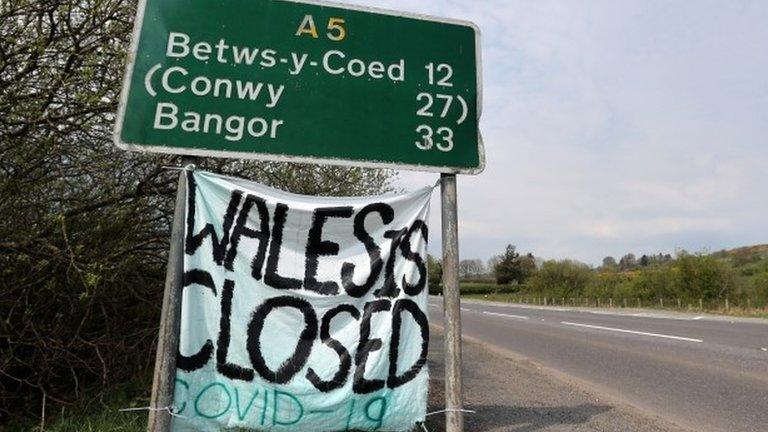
[674,253,736,300]
[525,260,593,298]
[429,283,443,296]
[747,272,768,303]
[585,272,632,299]
[625,266,679,300]
[493,245,535,285]
[428,282,520,296]
[461,277,496,284]
[427,254,443,287]
[460,282,518,295]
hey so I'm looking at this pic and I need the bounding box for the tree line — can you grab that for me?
[429,244,768,306]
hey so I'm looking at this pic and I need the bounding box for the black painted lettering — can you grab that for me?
[341,203,394,297]
[223,194,270,278]
[264,203,302,290]
[304,206,353,295]
[306,304,360,392]
[387,299,429,388]
[353,299,391,394]
[399,220,429,296]
[176,269,215,372]
[375,228,408,298]
[217,279,255,381]
[185,171,241,265]
[247,296,317,384]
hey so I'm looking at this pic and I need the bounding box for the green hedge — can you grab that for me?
[429,282,520,296]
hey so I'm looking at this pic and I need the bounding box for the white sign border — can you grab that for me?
[113,0,485,175]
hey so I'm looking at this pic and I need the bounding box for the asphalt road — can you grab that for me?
[425,328,685,432]
[428,297,768,432]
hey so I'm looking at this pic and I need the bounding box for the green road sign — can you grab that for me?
[115,0,483,174]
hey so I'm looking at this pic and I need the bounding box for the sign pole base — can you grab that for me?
[440,173,464,432]
[147,156,197,432]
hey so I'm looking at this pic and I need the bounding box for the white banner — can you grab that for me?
[171,170,432,431]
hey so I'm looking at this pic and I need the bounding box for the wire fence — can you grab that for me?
[429,283,768,315]
[470,294,768,314]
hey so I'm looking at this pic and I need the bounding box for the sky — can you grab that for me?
[348,0,768,265]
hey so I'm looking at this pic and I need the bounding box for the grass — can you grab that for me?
[7,378,150,432]
[34,409,146,432]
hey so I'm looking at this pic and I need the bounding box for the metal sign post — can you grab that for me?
[440,173,464,431]
[147,157,196,431]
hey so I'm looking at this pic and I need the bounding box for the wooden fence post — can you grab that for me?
[147,158,196,432]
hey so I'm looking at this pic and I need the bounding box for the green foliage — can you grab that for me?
[737,258,768,277]
[427,254,442,287]
[618,253,637,271]
[5,377,150,432]
[584,272,632,299]
[0,0,397,425]
[712,244,768,266]
[674,253,736,300]
[428,283,442,296]
[525,260,593,298]
[748,272,768,302]
[429,282,519,296]
[493,245,535,285]
[588,254,738,301]
[37,411,144,432]
[526,251,754,304]
[461,277,497,284]
[465,246,768,316]
[624,266,679,300]
[459,282,519,295]
[600,256,618,271]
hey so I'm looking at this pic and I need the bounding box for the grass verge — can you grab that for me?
[463,293,768,319]
[7,378,150,432]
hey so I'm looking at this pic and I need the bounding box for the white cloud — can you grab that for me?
[352,0,768,264]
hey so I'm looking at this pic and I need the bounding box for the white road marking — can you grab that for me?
[460,308,471,312]
[561,321,703,343]
[483,311,529,320]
